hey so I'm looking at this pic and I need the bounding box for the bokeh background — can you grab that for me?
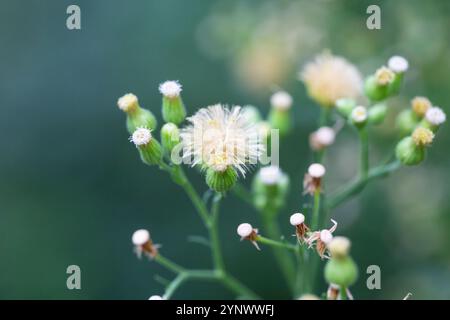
[1,0,449,299]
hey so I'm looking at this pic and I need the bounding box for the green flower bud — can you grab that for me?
[161,122,180,155]
[335,98,356,118]
[364,75,389,102]
[205,167,238,193]
[324,256,358,288]
[387,73,403,96]
[395,136,425,166]
[396,109,419,137]
[117,93,158,134]
[159,81,186,125]
[368,103,387,125]
[252,166,289,214]
[350,106,368,128]
[269,91,293,136]
[242,105,262,124]
[131,128,163,166]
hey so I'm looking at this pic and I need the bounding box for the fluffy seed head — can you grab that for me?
[290,213,305,226]
[148,295,164,300]
[131,127,152,146]
[375,66,395,85]
[159,81,182,98]
[180,104,263,175]
[132,229,150,246]
[117,93,138,112]
[315,127,335,146]
[237,223,253,238]
[412,127,434,146]
[411,96,432,117]
[327,236,351,258]
[300,52,362,107]
[308,163,326,178]
[320,229,333,244]
[259,166,282,185]
[351,106,368,123]
[270,91,293,111]
[388,56,409,73]
[425,107,446,126]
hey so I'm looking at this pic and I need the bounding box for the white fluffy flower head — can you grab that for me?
[237,223,253,238]
[308,163,326,178]
[320,229,333,244]
[132,229,150,246]
[351,106,368,123]
[148,295,164,300]
[315,126,335,146]
[159,80,182,98]
[388,56,409,73]
[131,127,152,146]
[300,52,362,107]
[117,93,138,112]
[181,104,263,175]
[259,166,282,185]
[290,213,305,226]
[271,91,293,111]
[425,107,446,126]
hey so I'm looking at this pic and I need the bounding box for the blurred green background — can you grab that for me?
[1,0,449,299]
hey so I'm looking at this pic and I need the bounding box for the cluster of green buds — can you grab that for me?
[395,97,446,166]
[324,236,358,299]
[118,81,186,169]
[336,98,388,128]
[364,56,408,102]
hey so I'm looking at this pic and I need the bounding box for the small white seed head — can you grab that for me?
[308,163,326,178]
[388,56,409,73]
[290,213,305,226]
[159,80,182,98]
[117,93,138,112]
[237,223,253,238]
[131,127,152,146]
[351,105,368,124]
[148,295,164,300]
[259,166,282,185]
[270,91,293,111]
[320,229,333,244]
[132,229,150,246]
[315,126,335,146]
[327,236,351,258]
[425,107,446,126]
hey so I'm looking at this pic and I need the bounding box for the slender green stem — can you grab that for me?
[209,193,225,271]
[293,245,305,296]
[358,127,369,180]
[154,254,185,274]
[310,190,321,231]
[262,212,296,291]
[340,286,348,300]
[163,270,218,299]
[220,273,259,299]
[327,160,401,209]
[163,273,188,299]
[256,235,297,251]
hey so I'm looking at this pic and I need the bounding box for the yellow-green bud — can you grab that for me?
[324,256,358,288]
[364,70,393,102]
[131,128,163,166]
[161,122,180,154]
[396,109,419,137]
[205,167,238,193]
[117,94,158,134]
[350,106,368,128]
[159,81,186,125]
[335,98,356,118]
[368,103,387,125]
[395,136,425,166]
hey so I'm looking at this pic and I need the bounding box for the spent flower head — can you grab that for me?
[132,229,159,259]
[237,223,260,250]
[259,166,283,185]
[310,126,335,151]
[300,52,362,107]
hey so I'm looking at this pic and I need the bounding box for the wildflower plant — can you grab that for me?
[117,52,446,300]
